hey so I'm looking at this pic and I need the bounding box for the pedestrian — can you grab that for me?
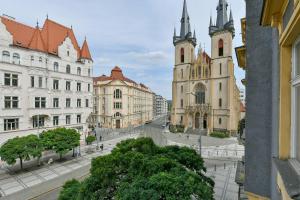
[100,135,102,141]
[100,144,104,151]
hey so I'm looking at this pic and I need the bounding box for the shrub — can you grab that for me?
[210,131,230,138]
[169,125,185,133]
[86,135,96,145]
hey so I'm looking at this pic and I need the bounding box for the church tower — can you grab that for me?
[171,0,197,126]
[209,0,237,133]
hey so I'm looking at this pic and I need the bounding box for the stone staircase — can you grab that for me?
[185,128,207,136]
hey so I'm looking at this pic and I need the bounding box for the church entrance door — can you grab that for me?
[195,112,200,129]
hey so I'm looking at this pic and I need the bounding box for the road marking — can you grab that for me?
[220,166,233,200]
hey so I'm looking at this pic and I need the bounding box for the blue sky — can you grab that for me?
[0,0,245,100]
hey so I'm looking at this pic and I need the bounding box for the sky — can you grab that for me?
[0,0,245,100]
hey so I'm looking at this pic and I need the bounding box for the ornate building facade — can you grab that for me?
[171,0,241,134]
[93,67,154,129]
[0,15,93,145]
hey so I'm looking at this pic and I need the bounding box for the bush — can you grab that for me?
[86,135,96,145]
[210,131,230,138]
[169,125,185,133]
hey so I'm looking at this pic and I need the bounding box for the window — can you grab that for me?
[88,69,91,77]
[77,99,81,107]
[220,63,222,75]
[198,66,201,77]
[88,84,90,92]
[219,98,222,107]
[219,118,222,125]
[292,38,300,161]
[77,82,81,91]
[77,67,81,75]
[31,76,35,88]
[66,98,71,108]
[2,51,10,62]
[77,114,81,124]
[12,53,20,64]
[4,96,18,109]
[4,118,19,131]
[4,73,18,86]
[180,48,184,63]
[219,82,222,91]
[180,99,183,108]
[180,116,183,124]
[53,116,59,126]
[53,98,59,108]
[39,57,42,62]
[86,99,89,107]
[114,89,122,99]
[66,115,71,125]
[181,69,184,79]
[53,80,59,90]
[218,39,224,56]
[66,81,71,91]
[54,62,59,72]
[67,51,70,56]
[31,56,34,61]
[195,84,205,104]
[205,68,208,78]
[114,102,122,109]
[66,65,71,74]
[38,77,43,88]
[181,85,183,93]
[35,97,46,108]
[33,116,45,128]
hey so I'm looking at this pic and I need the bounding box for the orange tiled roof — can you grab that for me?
[240,102,246,112]
[93,66,138,85]
[1,16,92,60]
[80,39,92,60]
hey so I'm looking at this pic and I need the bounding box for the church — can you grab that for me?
[171,0,241,134]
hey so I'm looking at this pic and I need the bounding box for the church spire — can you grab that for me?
[180,0,191,38]
[216,0,228,28]
[229,9,233,22]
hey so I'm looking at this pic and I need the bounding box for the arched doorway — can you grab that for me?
[116,120,120,129]
[203,113,208,129]
[195,112,200,129]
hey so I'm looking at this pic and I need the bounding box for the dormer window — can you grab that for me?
[218,39,224,57]
[12,53,20,64]
[67,51,69,56]
[2,51,10,63]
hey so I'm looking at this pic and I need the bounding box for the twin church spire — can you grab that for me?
[209,0,235,37]
[173,0,196,46]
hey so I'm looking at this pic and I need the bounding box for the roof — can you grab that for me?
[202,51,211,64]
[93,66,150,91]
[240,102,246,112]
[1,16,92,60]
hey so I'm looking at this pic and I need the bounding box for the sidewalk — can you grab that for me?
[0,134,138,199]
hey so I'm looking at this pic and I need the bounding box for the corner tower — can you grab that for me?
[171,0,197,126]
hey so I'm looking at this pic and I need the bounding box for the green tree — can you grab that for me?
[86,135,96,145]
[58,179,81,200]
[0,135,43,170]
[40,128,80,160]
[59,138,214,200]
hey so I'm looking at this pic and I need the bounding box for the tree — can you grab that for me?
[59,138,214,200]
[86,135,96,145]
[58,179,81,200]
[0,135,42,170]
[40,128,80,160]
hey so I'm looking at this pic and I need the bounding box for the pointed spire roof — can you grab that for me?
[229,9,233,21]
[180,0,191,38]
[28,27,46,51]
[210,15,213,26]
[80,38,92,60]
[174,27,176,37]
[216,0,228,28]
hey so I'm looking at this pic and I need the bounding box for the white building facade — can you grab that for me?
[154,95,168,117]
[93,67,153,129]
[0,16,93,144]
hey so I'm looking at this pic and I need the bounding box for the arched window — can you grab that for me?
[180,48,184,63]
[66,65,71,74]
[77,67,81,75]
[218,39,224,56]
[205,68,208,78]
[198,66,201,77]
[192,69,195,78]
[219,98,222,107]
[114,112,122,118]
[114,89,122,99]
[195,83,206,104]
[12,53,20,64]
[54,62,59,72]
[2,51,10,62]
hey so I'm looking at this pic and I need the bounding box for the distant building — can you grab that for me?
[93,67,154,129]
[239,88,246,105]
[154,95,168,116]
[0,16,93,144]
[171,0,241,134]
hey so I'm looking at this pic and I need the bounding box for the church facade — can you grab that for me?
[171,0,241,134]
